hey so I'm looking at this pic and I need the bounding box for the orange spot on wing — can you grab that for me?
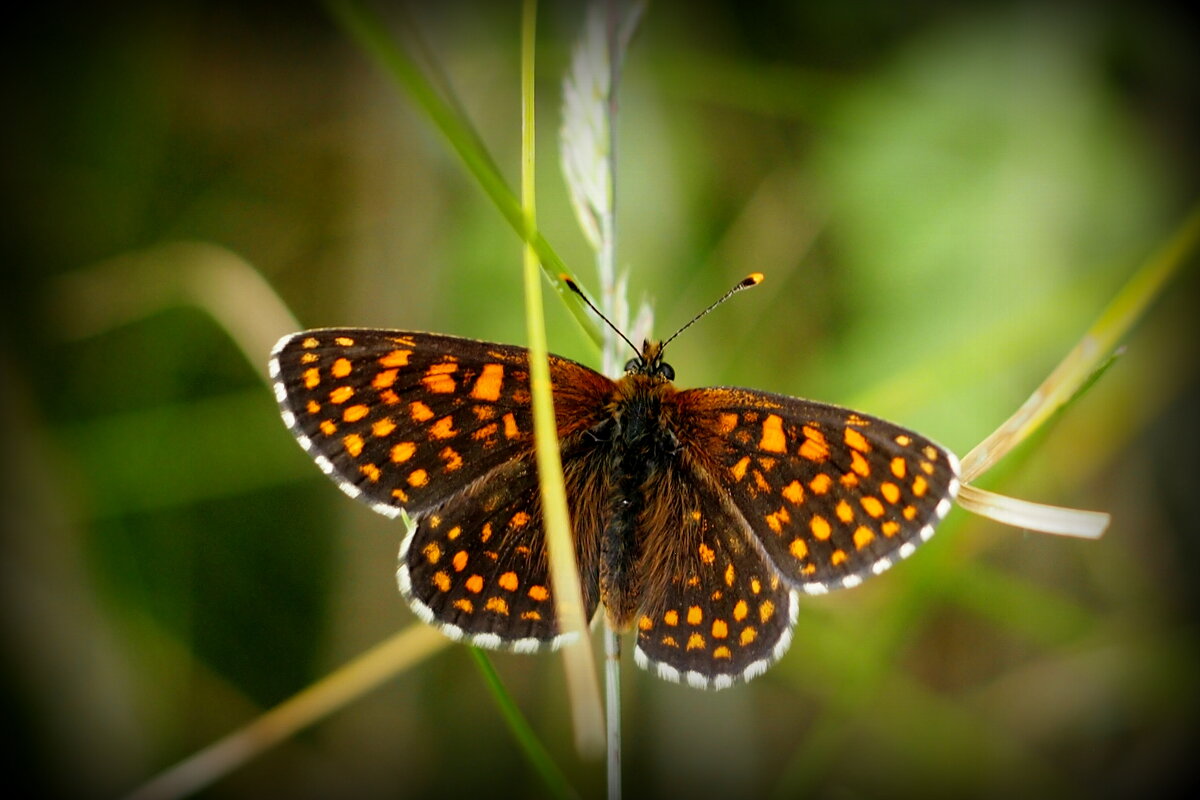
[836,499,854,522]
[712,619,728,638]
[912,475,928,497]
[359,463,380,482]
[782,480,805,505]
[407,468,428,487]
[379,349,411,367]
[698,543,716,564]
[854,525,874,549]
[343,434,364,457]
[470,363,504,401]
[423,542,442,564]
[410,401,434,422]
[686,633,705,651]
[831,549,848,566]
[301,337,320,349]
[303,368,321,389]
[765,507,791,533]
[713,646,732,659]
[373,368,398,389]
[452,551,468,572]
[497,572,518,592]
[860,496,885,518]
[882,520,900,537]
[687,606,703,626]
[372,418,396,437]
[527,585,549,602]
[503,413,520,439]
[453,598,474,614]
[390,442,416,462]
[731,456,751,482]
[891,457,907,479]
[850,450,871,477]
[717,413,738,434]
[759,600,775,623]
[799,425,830,461]
[432,571,450,592]
[430,416,457,439]
[759,414,787,453]
[739,626,757,646]
[789,538,808,560]
[343,404,369,423]
[881,482,901,503]
[485,597,510,615]
[725,563,735,587]
[334,336,355,346]
[331,358,352,378]
[329,386,354,404]
[733,600,749,622]
[319,419,337,436]
[465,575,484,594]
[808,473,832,495]
[638,615,653,631]
[844,427,870,452]
[810,515,832,540]
[664,609,679,626]
[440,447,462,471]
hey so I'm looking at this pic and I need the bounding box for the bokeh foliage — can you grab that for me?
[1,2,1197,798]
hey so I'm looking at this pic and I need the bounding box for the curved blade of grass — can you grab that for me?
[51,242,299,385]
[960,203,1200,484]
[124,623,449,800]
[470,649,581,800]
[955,484,1109,538]
[521,0,604,758]
[324,0,602,351]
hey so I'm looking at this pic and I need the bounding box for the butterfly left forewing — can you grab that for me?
[675,387,960,594]
[270,328,613,518]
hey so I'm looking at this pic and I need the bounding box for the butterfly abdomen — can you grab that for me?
[599,376,682,628]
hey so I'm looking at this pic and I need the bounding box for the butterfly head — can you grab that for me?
[624,340,675,381]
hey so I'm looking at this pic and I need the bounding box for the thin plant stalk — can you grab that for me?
[325,0,603,350]
[521,0,605,758]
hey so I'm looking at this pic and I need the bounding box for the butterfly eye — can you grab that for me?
[658,362,675,381]
[624,357,642,373]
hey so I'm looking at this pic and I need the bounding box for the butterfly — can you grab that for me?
[269,275,960,689]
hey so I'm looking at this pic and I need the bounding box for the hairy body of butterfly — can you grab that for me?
[271,330,959,690]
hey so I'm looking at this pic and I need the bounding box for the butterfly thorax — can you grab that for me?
[599,351,683,628]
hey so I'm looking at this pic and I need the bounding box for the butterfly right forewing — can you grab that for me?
[675,387,960,595]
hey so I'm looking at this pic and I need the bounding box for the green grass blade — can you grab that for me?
[469,649,581,800]
[520,0,604,757]
[324,0,602,350]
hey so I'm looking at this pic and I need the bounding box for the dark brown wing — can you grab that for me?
[270,328,615,648]
[398,445,606,650]
[631,462,798,689]
[674,387,960,595]
[269,328,613,517]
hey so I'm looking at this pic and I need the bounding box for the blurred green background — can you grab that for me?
[3,1,1198,798]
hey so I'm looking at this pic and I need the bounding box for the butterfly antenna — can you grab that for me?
[561,275,642,356]
[661,272,763,349]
